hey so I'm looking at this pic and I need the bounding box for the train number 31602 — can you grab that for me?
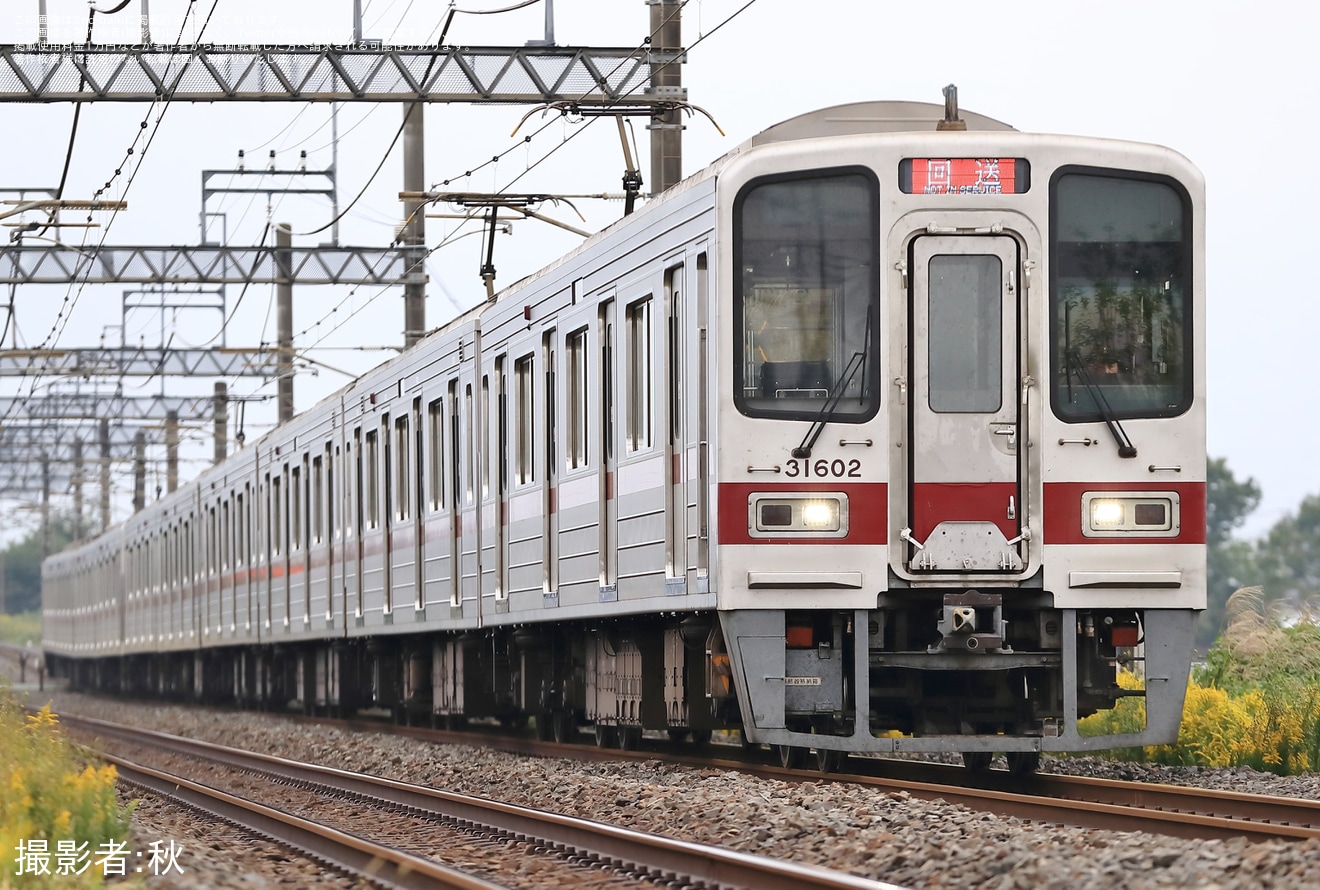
[784,458,862,478]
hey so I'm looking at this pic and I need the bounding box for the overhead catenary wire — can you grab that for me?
[44,1,222,370]
[13,0,763,497]
[284,0,755,366]
[0,0,221,432]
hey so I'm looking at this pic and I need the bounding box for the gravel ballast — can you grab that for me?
[22,690,1320,889]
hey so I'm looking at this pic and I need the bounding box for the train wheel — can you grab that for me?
[815,747,844,775]
[778,744,807,770]
[690,729,712,748]
[617,727,641,751]
[594,724,617,748]
[961,751,993,772]
[534,712,553,741]
[1006,751,1041,776]
[552,711,574,744]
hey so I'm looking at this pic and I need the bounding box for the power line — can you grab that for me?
[12,4,219,392]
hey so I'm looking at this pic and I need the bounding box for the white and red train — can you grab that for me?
[43,96,1205,773]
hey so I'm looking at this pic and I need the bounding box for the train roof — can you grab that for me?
[486,100,1017,312]
[744,100,1017,148]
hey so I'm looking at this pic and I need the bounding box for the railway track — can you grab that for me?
[834,760,1320,844]
[62,713,897,890]
[325,718,1320,845]
[110,755,505,890]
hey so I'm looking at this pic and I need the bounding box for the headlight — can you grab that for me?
[1082,492,1178,536]
[801,499,841,530]
[1089,500,1126,528]
[749,493,849,537]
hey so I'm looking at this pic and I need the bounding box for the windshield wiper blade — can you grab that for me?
[1066,348,1137,459]
[792,306,873,459]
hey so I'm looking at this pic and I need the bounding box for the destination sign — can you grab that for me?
[900,158,1028,195]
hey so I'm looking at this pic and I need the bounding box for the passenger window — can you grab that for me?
[928,254,1002,413]
[272,473,282,556]
[566,327,589,468]
[395,414,410,521]
[428,397,444,508]
[515,355,535,484]
[1051,171,1192,420]
[365,429,379,529]
[291,465,302,551]
[312,456,324,544]
[626,298,653,452]
[733,169,880,421]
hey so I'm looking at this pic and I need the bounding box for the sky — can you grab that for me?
[0,0,1315,540]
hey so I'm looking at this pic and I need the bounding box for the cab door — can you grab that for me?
[905,235,1023,572]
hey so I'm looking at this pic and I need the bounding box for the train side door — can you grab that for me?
[904,235,1023,572]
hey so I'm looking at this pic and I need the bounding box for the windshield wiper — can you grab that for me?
[792,305,872,459]
[1065,348,1137,459]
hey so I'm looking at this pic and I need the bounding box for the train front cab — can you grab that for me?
[713,131,1205,768]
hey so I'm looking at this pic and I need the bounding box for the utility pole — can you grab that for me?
[99,419,111,530]
[72,439,84,540]
[402,104,426,347]
[132,430,145,513]
[276,223,294,423]
[213,382,228,464]
[41,457,50,558]
[166,410,179,493]
[648,0,684,195]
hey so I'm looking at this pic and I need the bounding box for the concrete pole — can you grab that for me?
[647,0,683,195]
[99,418,111,530]
[166,409,179,493]
[72,438,84,540]
[213,381,228,464]
[276,223,294,423]
[402,103,426,347]
[132,430,146,513]
[41,456,50,558]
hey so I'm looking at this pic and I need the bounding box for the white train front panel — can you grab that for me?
[714,127,1204,757]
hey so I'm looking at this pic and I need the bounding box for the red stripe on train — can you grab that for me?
[910,482,1017,542]
[716,482,887,545]
[1042,481,1206,545]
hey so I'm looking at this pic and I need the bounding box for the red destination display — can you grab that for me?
[902,158,1025,195]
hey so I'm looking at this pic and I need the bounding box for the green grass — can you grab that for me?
[1079,587,1320,774]
[1,689,134,887]
[0,612,41,647]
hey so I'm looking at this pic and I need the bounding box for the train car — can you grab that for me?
[43,92,1205,773]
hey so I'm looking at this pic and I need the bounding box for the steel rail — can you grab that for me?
[666,753,1320,844]
[833,770,1320,844]
[65,713,898,890]
[107,754,505,890]
[1009,771,1320,835]
[359,723,1320,845]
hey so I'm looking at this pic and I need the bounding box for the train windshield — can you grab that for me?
[1051,170,1193,421]
[733,169,880,421]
